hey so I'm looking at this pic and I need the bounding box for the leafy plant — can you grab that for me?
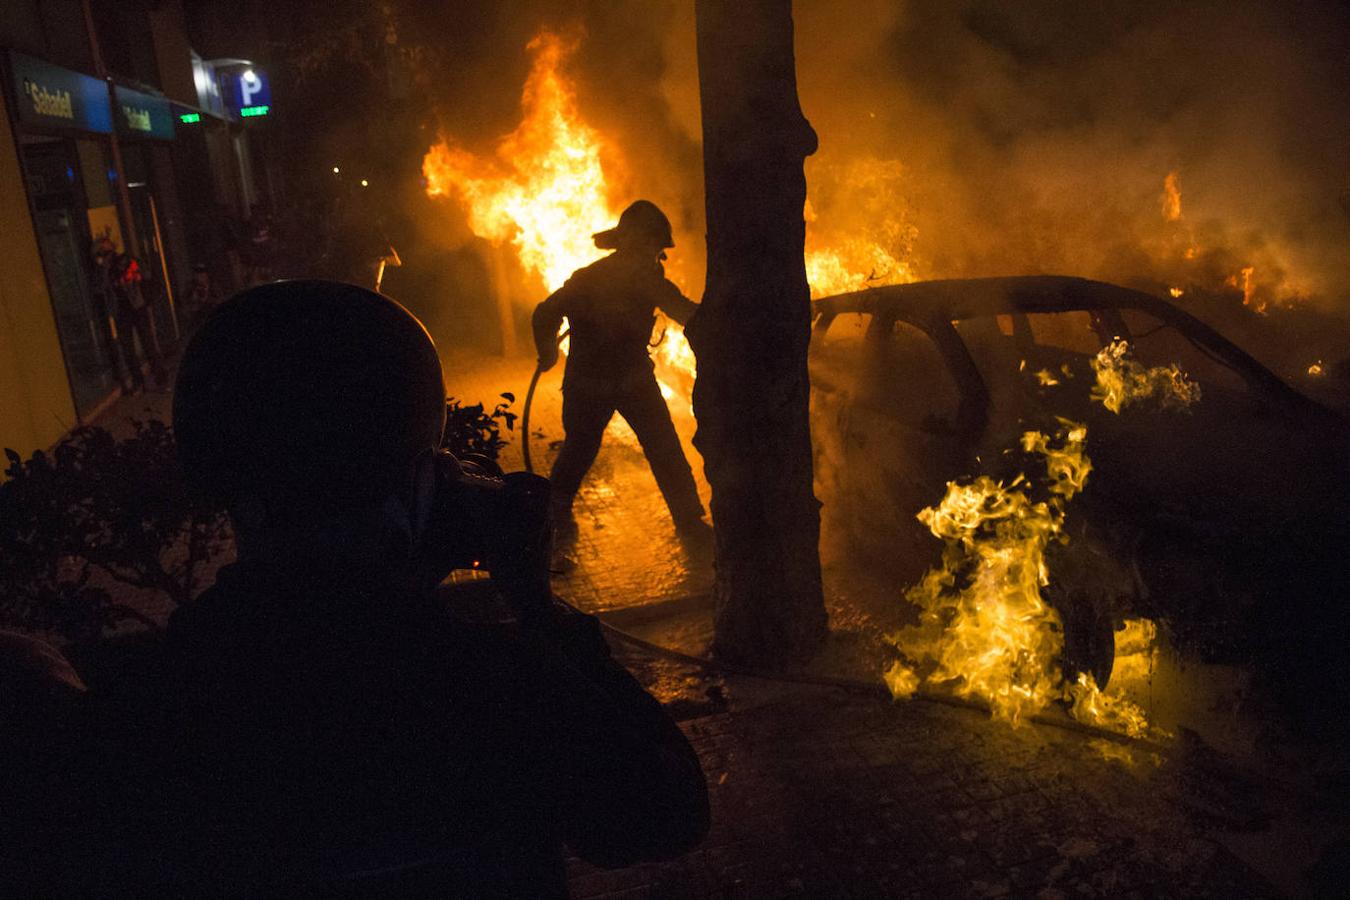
[1,423,231,642]
[442,393,516,461]
[3,391,518,643]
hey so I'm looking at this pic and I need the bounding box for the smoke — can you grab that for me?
[407,0,1350,335]
[781,0,1350,310]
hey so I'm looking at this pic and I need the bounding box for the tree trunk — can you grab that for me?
[687,0,827,667]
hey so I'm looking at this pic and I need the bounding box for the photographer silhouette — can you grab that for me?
[87,281,708,894]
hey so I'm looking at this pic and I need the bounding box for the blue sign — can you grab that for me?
[222,67,272,119]
[6,51,113,134]
[113,85,175,140]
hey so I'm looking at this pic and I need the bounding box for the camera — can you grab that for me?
[417,451,555,617]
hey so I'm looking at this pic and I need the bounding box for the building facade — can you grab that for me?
[0,0,268,457]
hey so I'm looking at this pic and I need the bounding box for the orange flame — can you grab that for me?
[1162,171,1183,222]
[422,32,617,293]
[803,159,919,298]
[1239,265,1258,310]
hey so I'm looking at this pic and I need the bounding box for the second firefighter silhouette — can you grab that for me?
[533,200,708,548]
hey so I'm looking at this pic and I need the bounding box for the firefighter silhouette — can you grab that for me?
[532,201,708,551]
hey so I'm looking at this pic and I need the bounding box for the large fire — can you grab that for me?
[422,30,917,310]
[419,29,916,410]
[422,31,697,406]
[422,31,617,294]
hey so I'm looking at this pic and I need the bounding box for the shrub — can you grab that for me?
[442,393,516,461]
[1,423,230,642]
[2,393,516,642]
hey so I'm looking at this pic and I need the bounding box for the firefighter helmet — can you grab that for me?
[592,199,675,250]
[173,280,446,517]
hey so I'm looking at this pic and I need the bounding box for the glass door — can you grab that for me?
[21,137,118,416]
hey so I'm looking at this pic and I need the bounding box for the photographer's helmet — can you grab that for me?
[592,199,674,251]
[173,280,445,520]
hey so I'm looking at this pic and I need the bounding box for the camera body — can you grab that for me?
[418,451,554,616]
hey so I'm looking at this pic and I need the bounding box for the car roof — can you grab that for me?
[812,275,1343,433]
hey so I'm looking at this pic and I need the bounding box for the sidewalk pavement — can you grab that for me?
[567,684,1273,898]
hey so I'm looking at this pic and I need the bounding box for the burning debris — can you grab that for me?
[1090,339,1201,414]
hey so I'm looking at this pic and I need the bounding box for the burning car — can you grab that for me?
[810,276,1350,720]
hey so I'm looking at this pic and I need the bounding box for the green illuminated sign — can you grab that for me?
[179,112,201,124]
[239,105,269,118]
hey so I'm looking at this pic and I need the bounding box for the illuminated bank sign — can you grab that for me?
[122,104,151,131]
[223,67,272,119]
[27,82,73,118]
[6,51,112,133]
[113,86,175,140]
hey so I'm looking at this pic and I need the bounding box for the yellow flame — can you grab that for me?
[885,423,1090,727]
[1162,171,1183,222]
[1169,287,1184,298]
[1114,617,1157,658]
[1090,340,1201,414]
[885,422,1161,738]
[883,660,920,699]
[1308,360,1326,377]
[422,32,617,292]
[1068,673,1150,739]
[651,316,697,401]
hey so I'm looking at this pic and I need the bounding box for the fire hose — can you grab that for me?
[521,328,568,474]
[579,600,1172,752]
[522,365,544,474]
